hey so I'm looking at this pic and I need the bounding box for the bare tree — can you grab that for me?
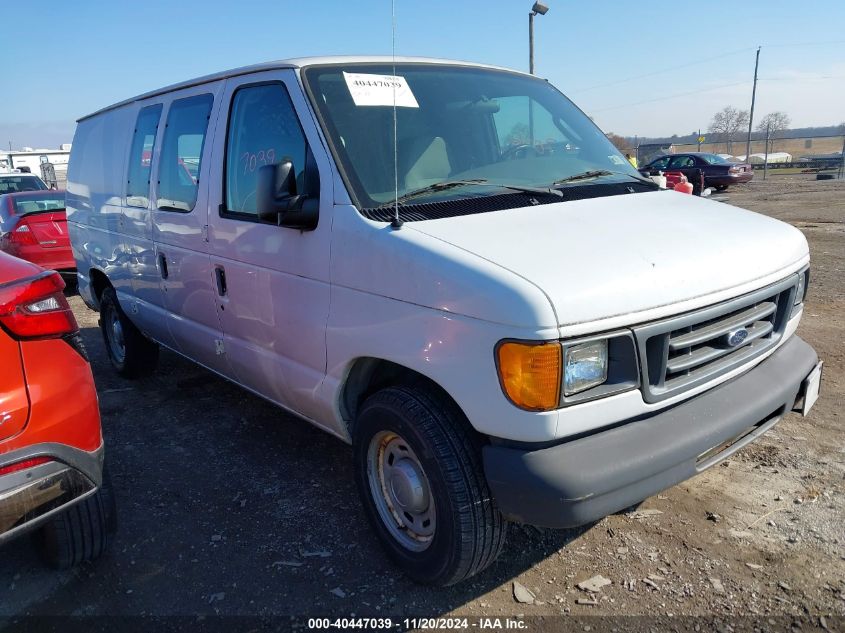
[605,133,630,152]
[708,106,750,154]
[756,111,791,153]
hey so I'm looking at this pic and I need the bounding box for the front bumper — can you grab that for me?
[0,442,103,545]
[483,335,818,528]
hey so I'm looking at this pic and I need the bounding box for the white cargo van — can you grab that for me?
[68,57,822,586]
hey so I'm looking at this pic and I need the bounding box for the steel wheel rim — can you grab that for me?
[366,430,436,552]
[105,307,126,364]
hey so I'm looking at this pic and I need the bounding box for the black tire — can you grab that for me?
[714,184,729,191]
[353,384,507,586]
[99,287,159,378]
[36,467,117,570]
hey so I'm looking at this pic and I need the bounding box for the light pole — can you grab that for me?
[528,2,549,75]
[528,2,548,148]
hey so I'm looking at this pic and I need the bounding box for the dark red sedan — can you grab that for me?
[640,153,753,191]
[0,190,74,282]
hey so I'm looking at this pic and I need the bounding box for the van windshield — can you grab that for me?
[302,63,644,214]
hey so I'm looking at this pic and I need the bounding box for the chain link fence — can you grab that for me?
[634,135,844,174]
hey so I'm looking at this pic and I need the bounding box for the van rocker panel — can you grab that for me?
[483,335,818,528]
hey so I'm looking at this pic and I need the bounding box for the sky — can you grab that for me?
[2,0,843,149]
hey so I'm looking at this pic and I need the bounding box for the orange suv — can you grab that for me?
[0,251,115,567]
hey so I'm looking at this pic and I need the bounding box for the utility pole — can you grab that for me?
[763,122,771,181]
[839,134,845,180]
[745,46,761,161]
[698,129,702,152]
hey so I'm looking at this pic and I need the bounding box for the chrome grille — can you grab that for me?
[634,275,799,403]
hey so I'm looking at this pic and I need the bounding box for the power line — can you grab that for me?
[587,72,842,114]
[569,39,845,95]
[569,47,755,94]
[759,75,845,81]
[765,39,845,48]
[589,81,750,113]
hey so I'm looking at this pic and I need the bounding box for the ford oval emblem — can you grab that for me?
[725,328,749,348]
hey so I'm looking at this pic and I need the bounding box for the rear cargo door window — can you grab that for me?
[157,94,213,212]
[223,83,306,217]
[126,104,163,207]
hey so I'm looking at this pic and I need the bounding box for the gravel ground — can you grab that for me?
[1,174,843,624]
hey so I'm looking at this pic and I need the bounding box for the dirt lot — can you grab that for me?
[1,175,843,625]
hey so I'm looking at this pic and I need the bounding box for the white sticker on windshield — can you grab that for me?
[343,72,419,108]
[608,155,626,165]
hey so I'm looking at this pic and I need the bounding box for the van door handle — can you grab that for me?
[215,267,227,296]
[158,253,169,279]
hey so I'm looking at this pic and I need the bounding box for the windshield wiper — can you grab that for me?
[554,170,658,188]
[377,178,562,208]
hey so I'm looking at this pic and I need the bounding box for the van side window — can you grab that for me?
[157,94,213,212]
[126,104,163,207]
[224,83,306,217]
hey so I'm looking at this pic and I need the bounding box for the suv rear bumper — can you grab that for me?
[483,335,818,528]
[0,443,103,545]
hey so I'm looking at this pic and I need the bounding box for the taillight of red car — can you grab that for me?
[0,220,39,253]
[0,271,78,339]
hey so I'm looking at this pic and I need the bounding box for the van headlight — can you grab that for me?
[496,332,640,411]
[563,340,608,395]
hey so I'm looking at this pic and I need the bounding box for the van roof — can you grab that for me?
[78,56,524,122]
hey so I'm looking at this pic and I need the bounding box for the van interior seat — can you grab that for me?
[403,136,452,191]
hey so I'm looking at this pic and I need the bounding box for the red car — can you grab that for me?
[0,251,115,567]
[0,190,75,283]
[640,153,753,191]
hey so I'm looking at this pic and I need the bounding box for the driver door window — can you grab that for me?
[224,83,307,218]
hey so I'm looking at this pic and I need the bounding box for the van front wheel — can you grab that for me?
[353,385,507,586]
[99,287,159,378]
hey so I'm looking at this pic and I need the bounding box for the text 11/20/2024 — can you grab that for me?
[307,617,529,630]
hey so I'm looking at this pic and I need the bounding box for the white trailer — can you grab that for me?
[1,147,71,186]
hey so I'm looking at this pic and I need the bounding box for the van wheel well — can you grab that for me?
[89,269,111,309]
[342,359,465,434]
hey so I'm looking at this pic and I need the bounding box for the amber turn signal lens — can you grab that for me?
[497,341,561,411]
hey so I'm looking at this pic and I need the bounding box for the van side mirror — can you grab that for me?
[256,154,319,230]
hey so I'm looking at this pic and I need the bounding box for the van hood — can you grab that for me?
[408,190,809,332]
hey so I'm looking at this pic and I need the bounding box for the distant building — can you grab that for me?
[0,146,72,186]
